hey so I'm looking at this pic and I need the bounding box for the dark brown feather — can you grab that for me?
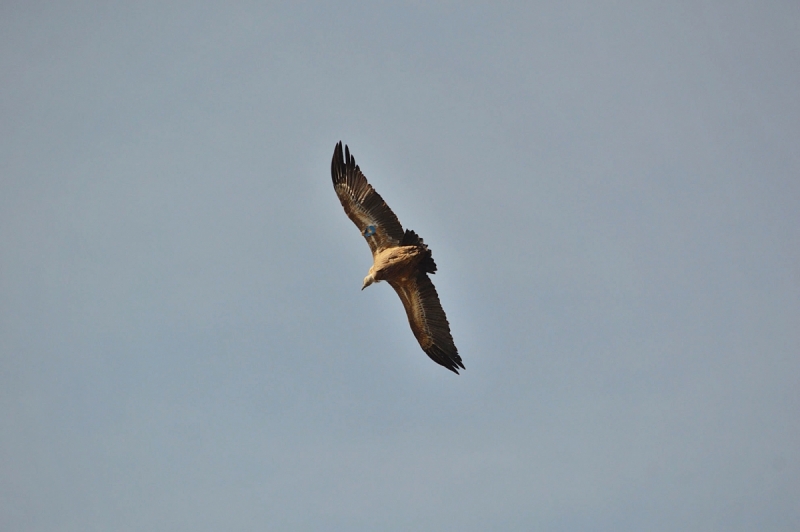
[331,142,405,256]
[388,272,463,374]
[400,229,437,274]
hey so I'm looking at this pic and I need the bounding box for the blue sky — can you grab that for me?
[2,1,798,530]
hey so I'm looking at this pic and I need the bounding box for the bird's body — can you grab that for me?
[369,246,427,284]
[330,142,464,374]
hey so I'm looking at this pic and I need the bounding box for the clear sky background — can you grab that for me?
[2,1,798,530]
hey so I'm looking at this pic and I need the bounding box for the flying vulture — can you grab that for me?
[331,142,464,374]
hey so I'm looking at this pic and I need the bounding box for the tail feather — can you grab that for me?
[402,229,437,274]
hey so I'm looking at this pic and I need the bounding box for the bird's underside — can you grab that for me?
[331,141,464,374]
[371,246,427,282]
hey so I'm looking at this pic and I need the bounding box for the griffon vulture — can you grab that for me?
[331,142,464,374]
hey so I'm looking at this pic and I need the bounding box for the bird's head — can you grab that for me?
[361,273,376,290]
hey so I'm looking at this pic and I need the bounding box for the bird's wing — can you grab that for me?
[331,142,405,256]
[388,273,464,374]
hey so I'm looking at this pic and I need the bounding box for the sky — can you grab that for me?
[1,1,798,530]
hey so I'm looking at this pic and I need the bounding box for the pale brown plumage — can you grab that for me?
[331,141,464,374]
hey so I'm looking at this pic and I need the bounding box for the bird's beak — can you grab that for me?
[361,285,366,291]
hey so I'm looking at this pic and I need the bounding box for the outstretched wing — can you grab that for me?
[388,273,464,374]
[331,142,405,256]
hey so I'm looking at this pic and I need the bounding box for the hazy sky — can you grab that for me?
[2,1,798,530]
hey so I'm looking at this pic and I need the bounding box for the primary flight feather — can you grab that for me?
[331,142,464,374]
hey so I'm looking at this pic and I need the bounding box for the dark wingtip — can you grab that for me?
[444,360,465,375]
[332,141,359,177]
[331,141,344,184]
[426,345,465,375]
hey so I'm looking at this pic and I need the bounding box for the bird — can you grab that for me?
[330,141,464,374]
